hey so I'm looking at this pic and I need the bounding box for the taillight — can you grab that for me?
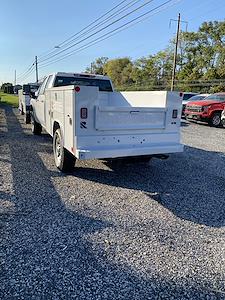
[172,109,178,118]
[80,107,88,119]
[75,86,80,92]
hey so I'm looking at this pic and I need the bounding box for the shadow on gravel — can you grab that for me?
[185,119,225,129]
[0,105,223,299]
[180,120,190,127]
[73,146,225,228]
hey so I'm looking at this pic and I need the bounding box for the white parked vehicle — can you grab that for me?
[180,92,199,116]
[18,83,39,123]
[220,108,225,127]
[30,72,183,172]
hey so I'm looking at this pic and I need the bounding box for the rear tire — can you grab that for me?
[209,112,222,127]
[32,119,42,135]
[222,118,225,128]
[21,105,24,115]
[53,128,76,172]
[25,112,31,124]
[19,105,24,115]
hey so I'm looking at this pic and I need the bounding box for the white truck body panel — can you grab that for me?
[32,84,183,160]
[18,84,40,117]
[18,90,31,113]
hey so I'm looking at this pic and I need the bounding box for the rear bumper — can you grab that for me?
[75,144,184,160]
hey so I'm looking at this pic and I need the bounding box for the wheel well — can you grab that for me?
[211,110,222,116]
[53,121,60,134]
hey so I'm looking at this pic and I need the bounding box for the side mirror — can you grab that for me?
[30,91,37,99]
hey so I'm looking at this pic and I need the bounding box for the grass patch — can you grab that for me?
[0,92,18,107]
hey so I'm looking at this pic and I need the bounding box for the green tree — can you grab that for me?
[85,20,225,92]
[177,21,225,90]
[1,83,13,94]
[86,57,108,74]
[103,57,133,87]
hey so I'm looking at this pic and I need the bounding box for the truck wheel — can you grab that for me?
[20,105,24,115]
[32,119,42,135]
[53,128,76,172]
[209,113,222,127]
[25,113,31,124]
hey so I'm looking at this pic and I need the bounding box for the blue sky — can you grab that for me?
[0,0,224,84]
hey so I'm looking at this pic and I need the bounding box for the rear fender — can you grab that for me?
[52,120,64,144]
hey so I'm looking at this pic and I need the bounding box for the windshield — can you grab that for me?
[188,95,206,101]
[183,93,197,101]
[54,76,113,92]
[204,94,225,102]
[30,85,39,91]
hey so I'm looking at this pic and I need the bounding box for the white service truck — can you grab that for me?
[30,72,183,172]
[18,83,40,123]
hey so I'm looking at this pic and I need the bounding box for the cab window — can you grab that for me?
[54,76,113,92]
[46,75,53,89]
[39,77,48,95]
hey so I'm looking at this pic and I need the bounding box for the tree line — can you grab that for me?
[0,83,14,94]
[86,20,225,93]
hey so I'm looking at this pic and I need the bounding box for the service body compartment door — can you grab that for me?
[45,90,52,134]
[63,90,74,153]
[95,106,166,131]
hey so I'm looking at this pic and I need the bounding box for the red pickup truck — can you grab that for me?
[185,93,225,127]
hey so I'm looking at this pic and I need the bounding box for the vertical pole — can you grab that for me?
[14,70,16,86]
[35,56,38,83]
[171,13,181,91]
[90,62,93,73]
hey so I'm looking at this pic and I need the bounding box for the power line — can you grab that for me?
[17,0,181,79]
[17,70,35,83]
[134,78,225,84]
[17,65,35,80]
[16,0,138,82]
[52,0,142,50]
[39,0,175,68]
[17,65,35,83]
[39,0,176,69]
[17,62,35,80]
[118,79,225,90]
[38,0,155,64]
[38,0,131,60]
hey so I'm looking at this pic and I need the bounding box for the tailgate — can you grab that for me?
[95,106,166,130]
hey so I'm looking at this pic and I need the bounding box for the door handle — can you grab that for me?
[67,115,72,124]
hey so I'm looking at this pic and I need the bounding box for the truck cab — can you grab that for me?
[18,83,40,123]
[31,72,113,129]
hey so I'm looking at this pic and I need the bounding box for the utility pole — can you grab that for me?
[35,56,38,83]
[14,70,16,86]
[171,13,181,91]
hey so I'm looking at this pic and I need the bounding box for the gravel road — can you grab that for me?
[1,104,225,299]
